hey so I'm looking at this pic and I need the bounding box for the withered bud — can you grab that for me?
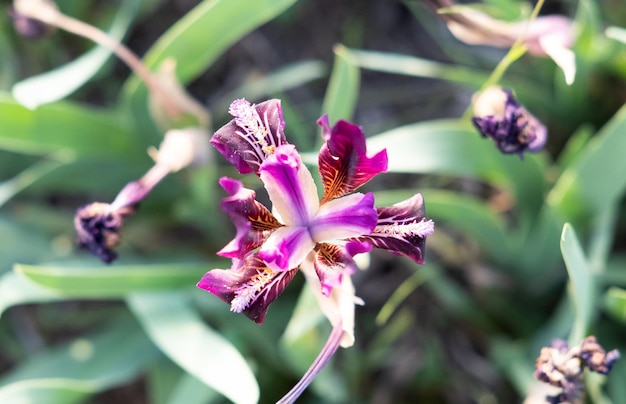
[74,202,134,263]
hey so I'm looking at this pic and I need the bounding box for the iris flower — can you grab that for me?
[198,98,434,400]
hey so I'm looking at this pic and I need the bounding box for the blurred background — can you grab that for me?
[2,0,626,403]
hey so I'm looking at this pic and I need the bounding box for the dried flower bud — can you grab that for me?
[472,87,547,158]
[533,337,620,404]
[74,202,133,263]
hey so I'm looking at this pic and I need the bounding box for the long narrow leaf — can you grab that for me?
[14,263,210,297]
[12,1,139,108]
[560,223,595,344]
[321,45,361,123]
[127,291,259,404]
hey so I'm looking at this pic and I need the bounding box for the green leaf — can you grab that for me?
[347,48,489,88]
[321,45,361,123]
[0,272,62,320]
[0,94,140,159]
[0,317,158,401]
[122,0,299,132]
[560,223,595,344]
[11,1,139,108]
[603,287,626,323]
[549,103,626,222]
[127,291,259,404]
[213,60,327,114]
[0,154,72,207]
[367,119,547,216]
[14,263,211,297]
[0,379,96,404]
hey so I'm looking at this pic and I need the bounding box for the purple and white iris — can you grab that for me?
[197,98,434,400]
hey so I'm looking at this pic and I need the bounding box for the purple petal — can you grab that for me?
[310,192,377,243]
[217,177,282,259]
[259,144,319,226]
[358,193,434,264]
[258,226,315,271]
[317,115,388,202]
[197,254,297,324]
[211,99,287,174]
[314,241,371,296]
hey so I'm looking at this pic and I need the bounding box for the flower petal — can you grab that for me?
[317,115,388,202]
[259,144,319,226]
[74,202,132,263]
[197,254,297,324]
[211,99,287,175]
[314,241,371,296]
[258,226,316,271]
[216,177,283,259]
[300,257,362,348]
[358,194,434,264]
[309,192,377,243]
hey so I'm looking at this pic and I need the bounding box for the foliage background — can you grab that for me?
[1,0,626,403]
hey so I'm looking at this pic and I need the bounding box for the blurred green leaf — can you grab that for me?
[321,45,361,123]
[0,94,140,158]
[560,223,595,344]
[11,1,139,108]
[166,373,219,404]
[376,267,435,326]
[375,189,512,264]
[0,379,96,404]
[549,103,626,222]
[603,287,626,323]
[0,317,158,400]
[0,154,72,207]
[127,291,260,404]
[0,272,61,319]
[214,60,327,113]
[15,263,210,297]
[606,26,626,44]
[122,0,299,133]
[348,48,489,88]
[367,120,547,216]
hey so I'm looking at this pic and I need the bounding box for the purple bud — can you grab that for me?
[472,87,547,158]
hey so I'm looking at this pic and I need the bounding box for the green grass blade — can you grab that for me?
[560,223,595,344]
[121,0,298,132]
[11,1,139,108]
[127,291,260,404]
[14,263,211,297]
[0,94,140,159]
[321,44,361,123]
[548,103,626,222]
[0,318,158,396]
[0,272,62,320]
[348,48,489,88]
[603,287,626,323]
[367,119,547,215]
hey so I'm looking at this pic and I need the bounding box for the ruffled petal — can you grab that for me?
[309,192,377,243]
[358,194,434,264]
[211,99,287,175]
[216,177,283,259]
[317,115,388,202]
[259,226,316,271]
[197,254,297,324]
[259,144,319,226]
[314,241,371,296]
